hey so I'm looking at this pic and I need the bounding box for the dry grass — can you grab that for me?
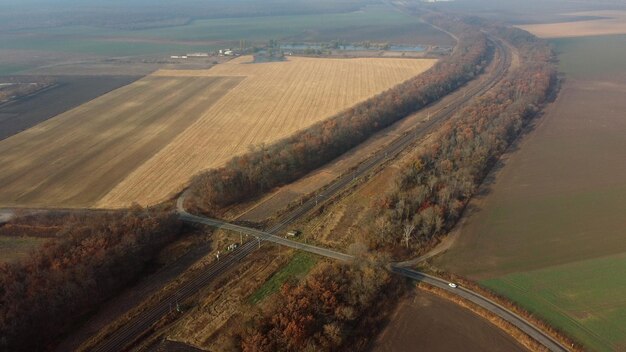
[163,245,293,351]
[518,11,626,38]
[97,56,435,208]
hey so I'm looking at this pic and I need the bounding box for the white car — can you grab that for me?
[448,283,458,288]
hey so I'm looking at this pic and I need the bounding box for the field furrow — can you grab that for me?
[0,76,243,207]
[97,56,435,208]
[0,56,434,208]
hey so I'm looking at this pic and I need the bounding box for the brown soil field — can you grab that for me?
[518,11,626,38]
[0,75,140,140]
[434,77,626,279]
[433,43,626,350]
[96,56,435,208]
[371,289,526,352]
[0,75,242,208]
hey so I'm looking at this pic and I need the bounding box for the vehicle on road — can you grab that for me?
[286,229,301,238]
[448,283,458,288]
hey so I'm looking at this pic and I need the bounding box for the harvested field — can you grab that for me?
[518,11,626,38]
[0,75,242,208]
[96,56,435,208]
[0,56,433,208]
[0,75,140,141]
[234,67,481,223]
[371,289,526,352]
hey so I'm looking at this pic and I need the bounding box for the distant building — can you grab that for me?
[187,53,210,57]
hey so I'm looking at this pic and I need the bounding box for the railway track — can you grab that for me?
[90,35,512,352]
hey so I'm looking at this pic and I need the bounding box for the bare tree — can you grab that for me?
[402,222,416,248]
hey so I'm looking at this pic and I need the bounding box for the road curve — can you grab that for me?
[180,211,570,352]
[391,266,570,352]
[91,35,514,352]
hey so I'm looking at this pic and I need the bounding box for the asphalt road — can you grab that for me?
[176,210,571,351]
[391,266,570,352]
[176,36,569,352]
[179,212,354,262]
[90,36,522,352]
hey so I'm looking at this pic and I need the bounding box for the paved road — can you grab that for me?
[391,266,570,352]
[90,35,515,352]
[179,211,354,262]
[174,212,570,352]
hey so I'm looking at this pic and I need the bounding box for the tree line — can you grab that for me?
[239,259,401,352]
[370,26,556,254]
[189,16,490,213]
[0,208,182,351]
[234,21,557,352]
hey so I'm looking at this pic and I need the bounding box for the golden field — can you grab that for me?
[0,76,242,208]
[518,11,626,38]
[0,56,435,208]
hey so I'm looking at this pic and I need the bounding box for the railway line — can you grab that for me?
[90,35,520,352]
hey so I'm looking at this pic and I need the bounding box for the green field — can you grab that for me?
[249,252,317,304]
[113,5,423,42]
[483,253,626,352]
[0,5,445,58]
[434,34,626,351]
[0,36,211,57]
